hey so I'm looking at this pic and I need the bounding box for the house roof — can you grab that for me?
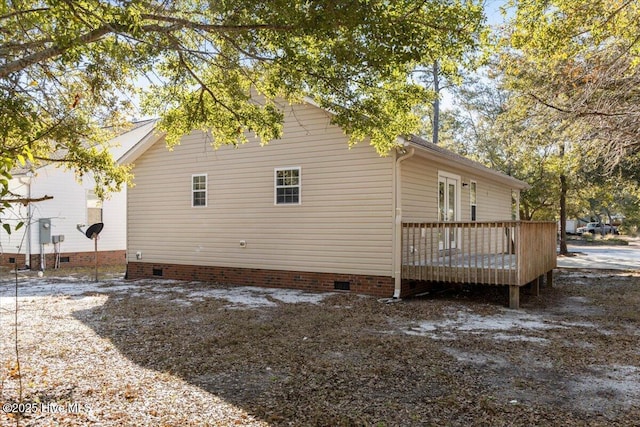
[301,96,529,190]
[103,100,530,191]
[110,119,159,163]
[116,120,164,165]
[402,135,530,190]
[10,119,159,176]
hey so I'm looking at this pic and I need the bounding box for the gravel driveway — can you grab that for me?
[558,243,640,270]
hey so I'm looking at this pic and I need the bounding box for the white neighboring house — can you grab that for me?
[0,120,157,270]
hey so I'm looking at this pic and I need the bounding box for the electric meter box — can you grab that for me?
[39,218,51,244]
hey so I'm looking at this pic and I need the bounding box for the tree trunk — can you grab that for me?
[559,173,568,254]
[558,140,568,255]
[432,61,439,145]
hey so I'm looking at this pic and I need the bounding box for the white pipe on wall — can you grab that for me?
[393,146,414,299]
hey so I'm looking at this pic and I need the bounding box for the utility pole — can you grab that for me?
[559,142,568,255]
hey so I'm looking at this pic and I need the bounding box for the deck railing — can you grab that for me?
[401,221,557,286]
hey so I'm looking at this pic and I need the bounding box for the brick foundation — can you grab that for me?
[0,253,26,269]
[31,250,126,269]
[126,262,397,298]
[0,250,126,269]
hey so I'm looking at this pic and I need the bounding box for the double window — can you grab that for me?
[192,174,207,207]
[275,167,301,205]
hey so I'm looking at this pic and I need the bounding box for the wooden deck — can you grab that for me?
[401,221,557,308]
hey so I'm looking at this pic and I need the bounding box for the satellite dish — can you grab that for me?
[85,222,104,239]
[84,222,104,282]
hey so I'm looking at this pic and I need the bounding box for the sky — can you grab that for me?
[484,0,511,26]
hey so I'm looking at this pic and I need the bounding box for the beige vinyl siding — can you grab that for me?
[473,179,513,221]
[400,154,439,222]
[128,103,395,276]
[401,153,515,222]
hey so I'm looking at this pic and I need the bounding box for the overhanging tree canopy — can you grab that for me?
[0,0,485,208]
[496,0,640,175]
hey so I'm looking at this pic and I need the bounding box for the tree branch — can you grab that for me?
[0,12,295,80]
[139,13,294,33]
[0,26,112,78]
[174,47,244,123]
[0,7,49,22]
[527,91,634,118]
[2,195,53,206]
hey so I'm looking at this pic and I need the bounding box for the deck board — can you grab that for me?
[403,252,517,285]
[402,221,557,287]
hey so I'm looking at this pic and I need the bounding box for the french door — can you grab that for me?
[438,173,460,250]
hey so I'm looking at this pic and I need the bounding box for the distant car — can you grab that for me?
[576,222,617,235]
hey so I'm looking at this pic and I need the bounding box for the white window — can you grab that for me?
[192,174,207,207]
[470,181,477,221]
[275,167,301,205]
[86,190,103,225]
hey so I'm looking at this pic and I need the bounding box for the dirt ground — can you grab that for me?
[1,267,639,426]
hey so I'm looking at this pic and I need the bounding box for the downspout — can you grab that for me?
[393,146,415,299]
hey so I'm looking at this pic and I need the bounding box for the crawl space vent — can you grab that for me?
[334,281,350,291]
[152,268,163,277]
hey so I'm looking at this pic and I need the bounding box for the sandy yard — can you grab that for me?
[1,267,639,426]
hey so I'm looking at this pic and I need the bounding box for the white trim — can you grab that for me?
[470,180,477,221]
[438,170,462,182]
[437,171,461,221]
[437,171,461,251]
[274,167,302,205]
[117,121,164,165]
[393,147,415,298]
[191,173,208,207]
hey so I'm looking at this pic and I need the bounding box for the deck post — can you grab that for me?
[509,285,520,309]
[530,276,541,296]
[546,269,553,288]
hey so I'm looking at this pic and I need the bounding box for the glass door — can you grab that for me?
[438,174,459,250]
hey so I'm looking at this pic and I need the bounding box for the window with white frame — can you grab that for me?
[470,181,477,221]
[86,190,103,224]
[275,167,301,205]
[192,174,207,207]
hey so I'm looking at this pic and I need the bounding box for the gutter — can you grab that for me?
[406,138,529,190]
[392,146,415,299]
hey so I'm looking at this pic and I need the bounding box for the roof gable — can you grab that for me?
[123,101,528,190]
[402,135,529,190]
[10,119,160,176]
